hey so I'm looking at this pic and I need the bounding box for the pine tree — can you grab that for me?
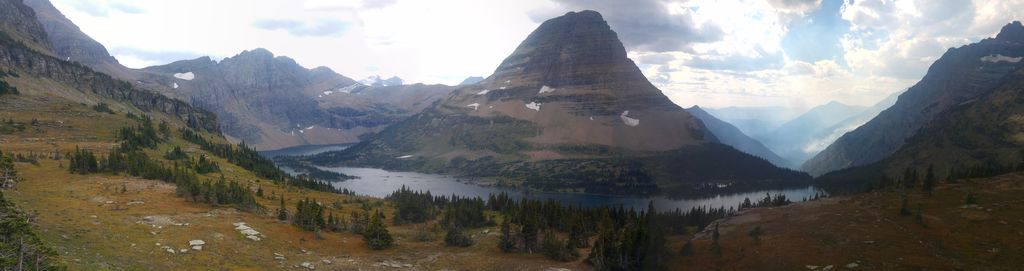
[922,164,936,195]
[498,219,515,252]
[444,226,473,247]
[363,210,393,250]
[710,223,722,256]
[277,197,289,221]
[899,197,912,216]
[520,216,539,253]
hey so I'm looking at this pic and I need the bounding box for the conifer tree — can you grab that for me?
[363,210,393,250]
[498,219,515,252]
[277,197,289,221]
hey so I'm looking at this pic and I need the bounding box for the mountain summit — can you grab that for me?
[446,10,707,151]
[306,10,808,195]
[996,21,1024,42]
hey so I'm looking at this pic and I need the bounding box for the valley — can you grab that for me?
[2,0,1024,270]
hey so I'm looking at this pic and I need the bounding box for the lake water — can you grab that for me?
[317,166,822,212]
[269,145,824,212]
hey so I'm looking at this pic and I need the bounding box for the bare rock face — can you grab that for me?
[0,0,52,52]
[448,10,708,152]
[803,21,1024,176]
[23,0,131,78]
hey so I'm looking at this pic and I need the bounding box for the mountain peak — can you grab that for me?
[237,48,274,58]
[491,10,634,86]
[996,21,1024,42]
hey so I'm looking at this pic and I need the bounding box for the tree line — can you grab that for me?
[0,150,64,270]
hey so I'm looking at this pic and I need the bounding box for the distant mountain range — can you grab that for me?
[303,10,809,195]
[686,106,791,168]
[16,0,455,151]
[703,106,803,137]
[804,21,1024,176]
[758,101,868,166]
[136,50,452,150]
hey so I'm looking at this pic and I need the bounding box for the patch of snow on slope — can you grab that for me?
[981,54,1023,63]
[525,102,541,111]
[476,89,490,95]
[173,72,195,80]
[338,84,361,93]
[323,90,334,96]
[396,155,414,159]
[539,85,555,94]
[172,82,178,89]
[620,111,639,126]
[499,86,507,90]
[305,126,315,130]
[466,103,480,110]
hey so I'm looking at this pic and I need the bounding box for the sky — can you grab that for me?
[51,0,1024,111]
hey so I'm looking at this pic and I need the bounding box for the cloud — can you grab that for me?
[636,52,677,65]
[687,47,785,71]
[530,0,723,53]
[252,19,350,37]
[780,0,849,63]
[109,47,207,67]
[303,0,397,10]
[62,0,144,17]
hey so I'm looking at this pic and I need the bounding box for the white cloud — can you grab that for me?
[47,0,1024,110]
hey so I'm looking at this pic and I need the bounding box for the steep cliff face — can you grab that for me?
[141,49,453,150]
[22,0,130,78]
[309,11,808,195]
[0,0,218,132]
[0,32,219,132]
[803,21,1024,176]
[0,0,52,53]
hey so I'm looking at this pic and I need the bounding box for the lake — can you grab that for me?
[267,145,824,212]
[317,166,823,212]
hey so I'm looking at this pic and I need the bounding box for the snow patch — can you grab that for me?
[172,82,178,89]
[981,54,1023,63]
[476,89,490,95]
[396,155,414,159]
[323,90,334,96]
[305,126,315,130]
[499,86,507,90]
[173,72,195,80]
[466,103,480,111]
[525,102,541,111]
[538,85,555,94]
[620,111,639,127]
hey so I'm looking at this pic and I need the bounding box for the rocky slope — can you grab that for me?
[139,50,453,150]
[23,0,132,79]
[306,10,809,195]
[803,21,1024,176]
[687,105,791,168]
[0,31,218,132]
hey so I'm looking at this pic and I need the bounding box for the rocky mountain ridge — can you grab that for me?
[803,21,1024,176]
